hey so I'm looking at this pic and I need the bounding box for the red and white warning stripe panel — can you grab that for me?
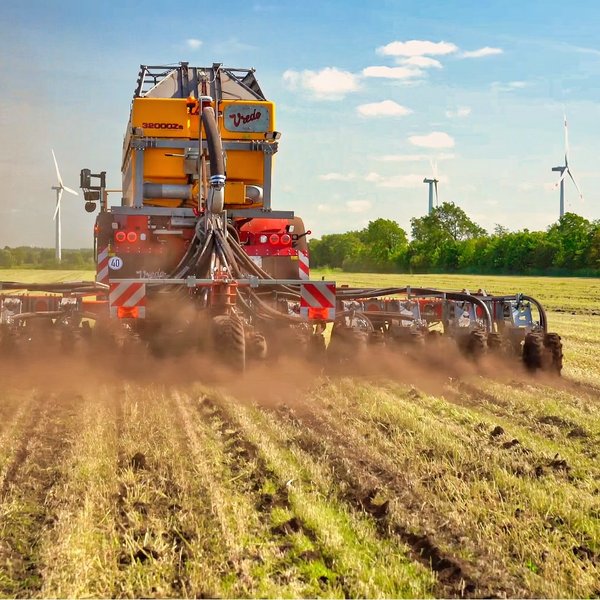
[298,249,310,280]
[300,282,336,321]
[109,282,146,318]
[96,246,109,285]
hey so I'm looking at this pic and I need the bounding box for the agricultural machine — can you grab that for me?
[0,62,562,373]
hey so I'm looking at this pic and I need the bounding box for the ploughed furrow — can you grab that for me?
[0,391,80,597]
[175,390,358,598]
[452,379,600,463]
[269,404,486,598]
[187,386,437,598]
[0,391,31,441]
[295,378,599,599]
[109,386,229,599]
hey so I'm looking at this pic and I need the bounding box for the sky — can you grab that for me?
[1,0,600,248]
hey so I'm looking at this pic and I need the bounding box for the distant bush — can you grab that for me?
[0,246,95,270]
[308,205,600,277]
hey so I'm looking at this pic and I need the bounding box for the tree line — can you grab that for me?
[0,247,95,270]
[308,203,600,276]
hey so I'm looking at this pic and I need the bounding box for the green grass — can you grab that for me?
[0,269,96,283]
[313,269,600,314]
[0,269,599,597]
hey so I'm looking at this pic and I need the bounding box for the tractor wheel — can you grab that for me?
[522,332,544,372]
[544,332,563,375]
[212,314,246,371]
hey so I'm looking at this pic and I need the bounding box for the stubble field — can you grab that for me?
[0,269,599,598]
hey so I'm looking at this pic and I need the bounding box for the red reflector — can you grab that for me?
[307,307,328,320]
[269,233,280,245]
[115,231,126,243]
[117,306,139,319]
[126,231,138,243]
[280,233,291,245]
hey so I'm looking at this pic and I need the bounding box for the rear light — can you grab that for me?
[280,233,291,245]
[115,231,126,243]
[127,231,138,243]
[117,306,139,319]
[259,235,268,243]
[269,234,280,245]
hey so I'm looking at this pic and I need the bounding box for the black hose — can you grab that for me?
[201,107,224,177]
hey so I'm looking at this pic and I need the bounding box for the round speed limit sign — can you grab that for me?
[109,256,123,270]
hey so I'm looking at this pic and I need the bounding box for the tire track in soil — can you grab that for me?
[0,393,45,499]
[186,394,355,597]
[0,391,80,597]
[272,403,524,599]
[454,381,599,473]
[112,390,223,598]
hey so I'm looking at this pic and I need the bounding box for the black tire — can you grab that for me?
[487,331,503,352]
[308,333,327,361]
[328,325,368,364]
[544,332,563,375]
[523,332,544,372]
[212,314,245,371]
[459,330,487,360]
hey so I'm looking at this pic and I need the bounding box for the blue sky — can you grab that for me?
[1,0,600,247]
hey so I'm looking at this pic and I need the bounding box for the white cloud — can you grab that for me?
[282,67,360,100]
[491,80,528,92]
[317,199,372,213]
[445,106,471,118]
[186,38,202,50]
[317,204,336,213]
[379,153,455,162]
[377,40,458,57]
[365,173,449,188]
[319,172,356,181]
[346,200,372,213]
[399,56,442,69]
[409,131,455,149]
[356,100,412,117]
[461,46,503,58]
[362,65,423,79]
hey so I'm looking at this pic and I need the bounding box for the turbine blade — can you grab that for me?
[51,149,63,187]
[53,189,63,220]
[563,113,569,164]
[63,185,78,196]
[567,169,584,200]
[554,169,568,187]
[434,180,439,205]
[433,159,439,179]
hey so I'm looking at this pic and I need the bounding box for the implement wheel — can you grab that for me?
[212,314,246,371]
[522,332,544,372]
[544,332,563,375]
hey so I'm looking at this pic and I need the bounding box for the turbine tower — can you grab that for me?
[50,150,78,262]
[423,160,439,214]
[552,115,583,219]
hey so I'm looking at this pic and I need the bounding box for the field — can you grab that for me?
[0,269,599,598]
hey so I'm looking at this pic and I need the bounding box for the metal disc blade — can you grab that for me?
[51,149,63,187]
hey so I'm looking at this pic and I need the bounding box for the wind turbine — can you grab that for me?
[423,160,439,214]
[552,114,583,219]
[50,150,78,262]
